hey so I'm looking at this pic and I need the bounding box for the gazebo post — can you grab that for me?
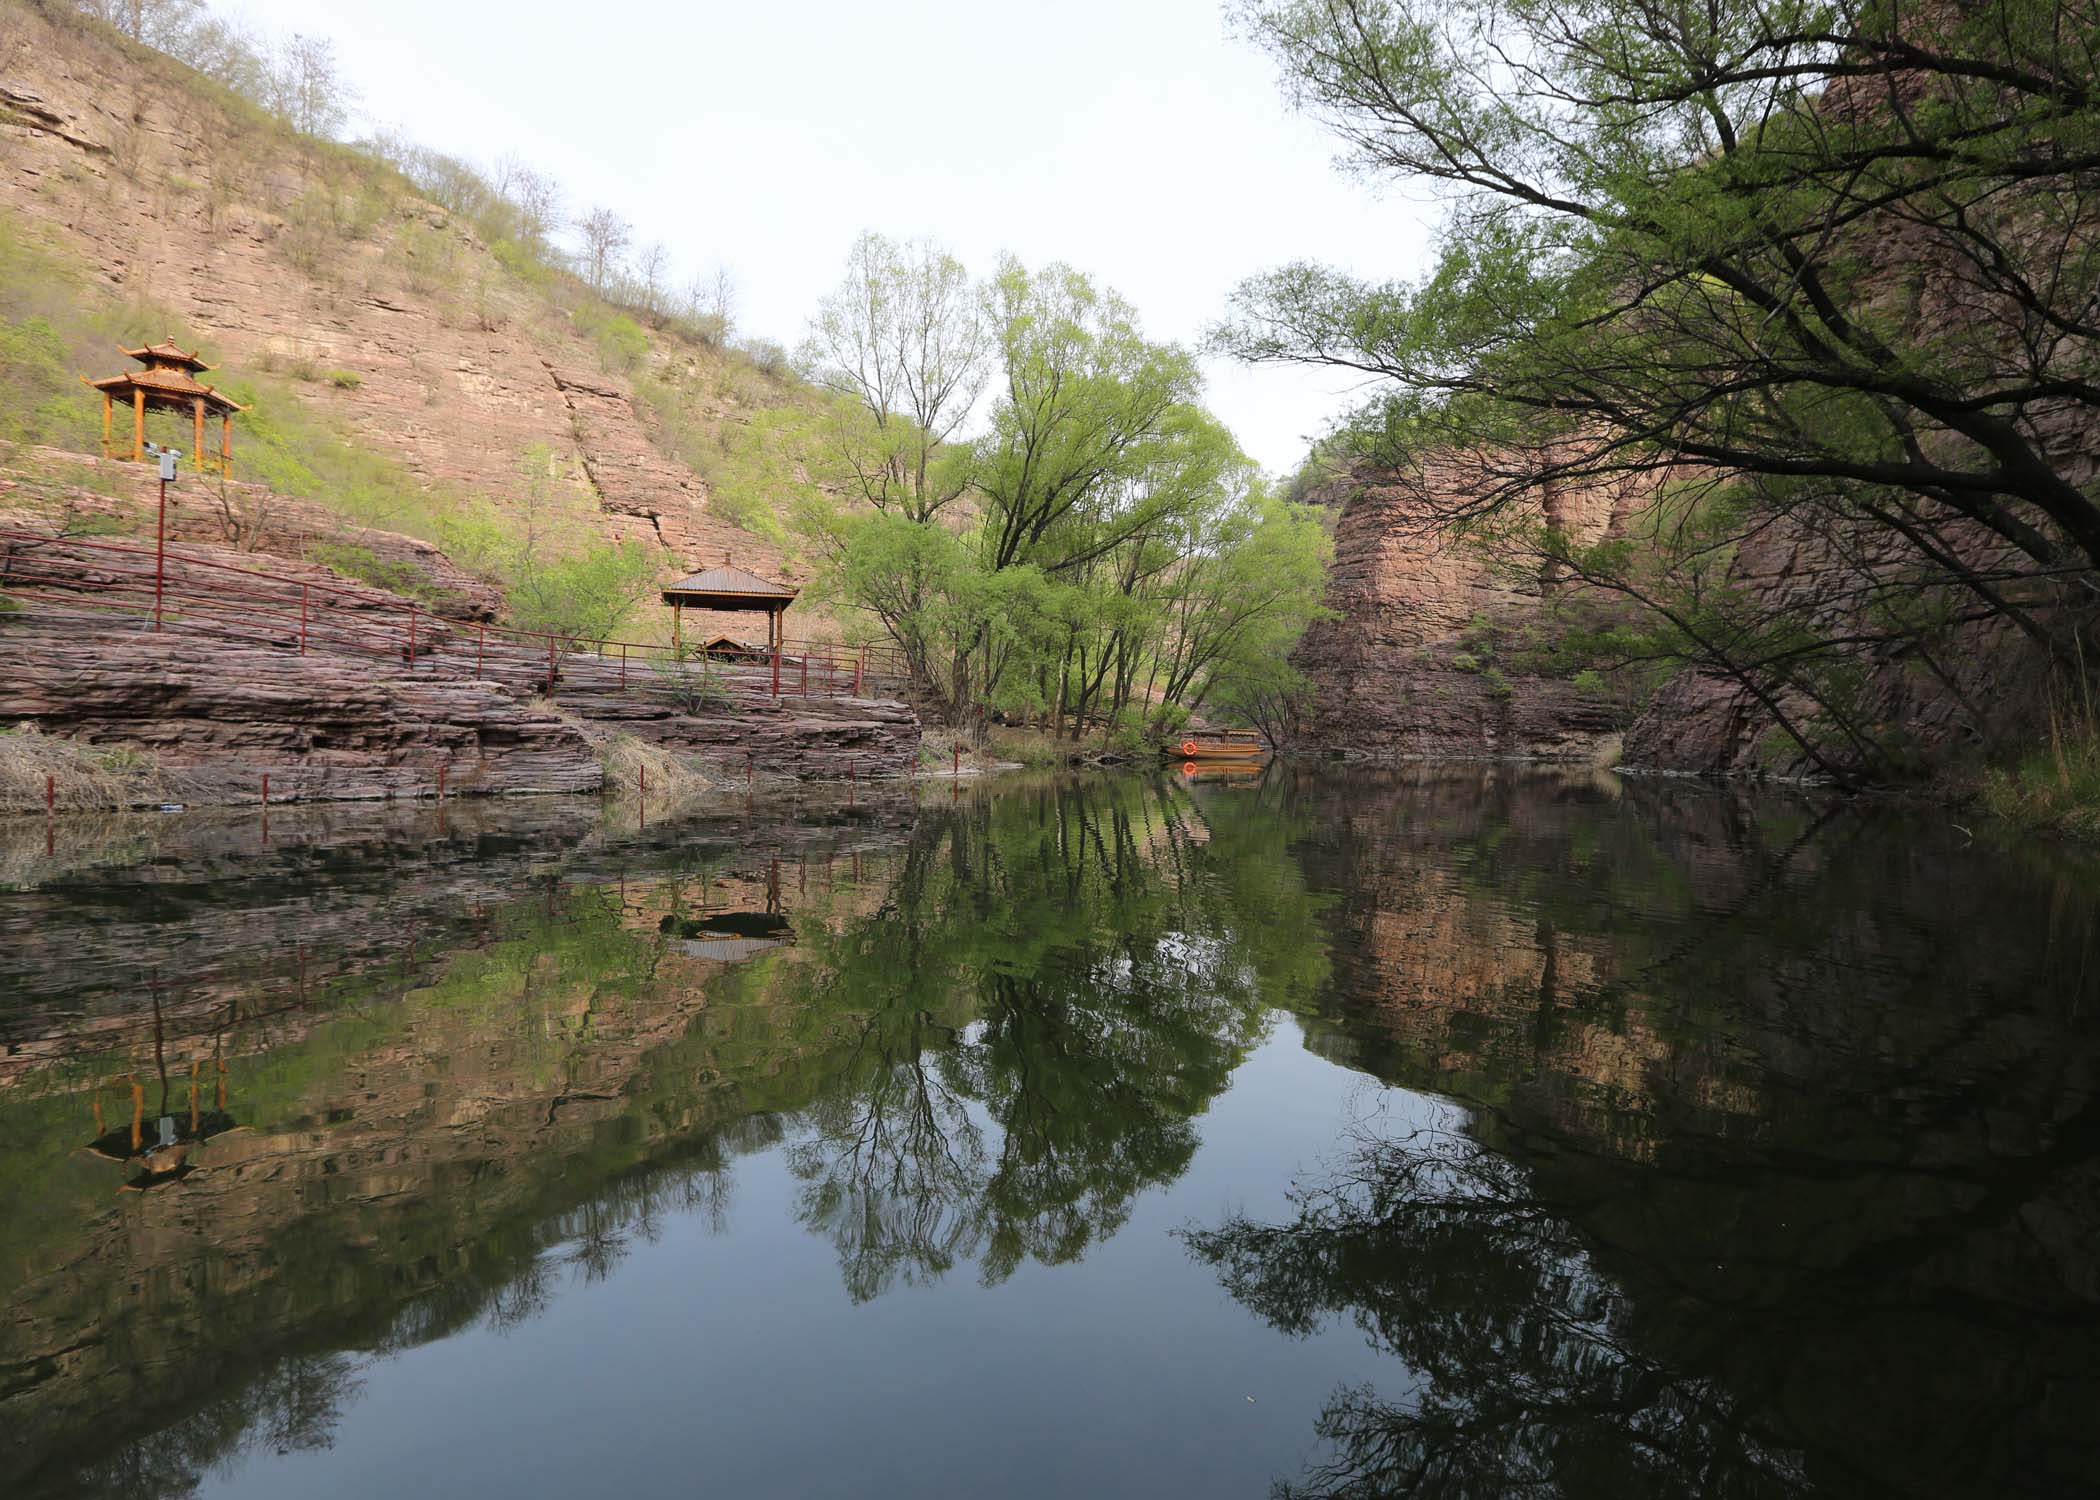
[101,394,112,459]
[221,414,231,476]
[132,388,145,462]
[192,397,205,473]
[673,599,683,652]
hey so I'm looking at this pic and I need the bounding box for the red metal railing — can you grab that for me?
[0,529,914,702]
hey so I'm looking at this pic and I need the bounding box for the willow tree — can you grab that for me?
[1217,0,2100,775]
[800,232,989,523]
[802,250,1330,737]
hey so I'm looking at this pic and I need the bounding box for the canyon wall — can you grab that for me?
[1291,458,2067,778]
[0,512,920,801]
[0,1,802,599]
[1289,460,1624,761]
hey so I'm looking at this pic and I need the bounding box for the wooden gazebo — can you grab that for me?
[84,338,247,474]
[661,561,797,653]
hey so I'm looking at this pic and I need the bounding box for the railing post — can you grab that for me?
[299,583,308,655]
[771,640,781,698]
[154,472,167,633]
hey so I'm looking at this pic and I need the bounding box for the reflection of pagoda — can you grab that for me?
[82,338,248,474]
[85,1048,241,1191]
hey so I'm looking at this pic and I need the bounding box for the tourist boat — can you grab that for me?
[1166,729,1269,764]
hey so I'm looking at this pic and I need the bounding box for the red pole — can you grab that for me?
[475,622,485,680]
[46,773,54,817]
[771,639,781,697]
[154,473,167,632]
[299,583,308,655]
[639,764,646,796]
[261,772,269,806]
[437,763,447,801]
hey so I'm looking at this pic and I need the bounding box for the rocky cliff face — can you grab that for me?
[1289,460,1623,760]
[0,507,919,802]
[0,1,799,588]
[1291,455,2070,778]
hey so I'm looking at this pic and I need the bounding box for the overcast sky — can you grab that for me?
[255,0,1436,475]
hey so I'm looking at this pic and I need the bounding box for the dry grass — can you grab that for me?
[1982,676,2100,841]
[917,727,1003,774]
[537,701,716,807]
[601,732,714,804]
[0,725,165,812]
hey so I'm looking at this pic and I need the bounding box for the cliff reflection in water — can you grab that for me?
[0,776,1328,1495]
[1,769,2096,1499]
[1189,767,2100,1499]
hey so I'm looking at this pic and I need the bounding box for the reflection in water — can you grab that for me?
[777,779,1323,1299]
[1190,768,2100,1500]
[1,768,2096,1498]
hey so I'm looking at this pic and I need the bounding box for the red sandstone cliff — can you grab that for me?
[1291,453,2073,778]
[1289,459,1624,760]
[0,1,805,585]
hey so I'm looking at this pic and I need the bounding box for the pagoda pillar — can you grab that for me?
[101,394,112,459]
[192,397,206,473]
[132,388,145,463]
[221,415,232,476]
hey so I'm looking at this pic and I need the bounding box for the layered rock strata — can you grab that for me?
[1290,463,1622,760]
[0,530,920,801]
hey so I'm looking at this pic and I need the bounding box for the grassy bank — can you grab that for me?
[1982,685,2100,842]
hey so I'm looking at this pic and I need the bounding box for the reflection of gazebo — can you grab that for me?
[659,910,795,963]
[661,560,797,653]
[83,338,247,474]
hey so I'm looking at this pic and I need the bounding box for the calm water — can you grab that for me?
[1,770,2095,1498]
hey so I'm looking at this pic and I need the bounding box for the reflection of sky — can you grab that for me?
[195,1023,1440,1500]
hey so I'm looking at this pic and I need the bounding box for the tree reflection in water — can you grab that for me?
[1184,1110,1811,1499]
[782,777,1324,1299]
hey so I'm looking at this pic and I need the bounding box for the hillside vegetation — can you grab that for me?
[2,0,1336,741]
[1,0,835,645]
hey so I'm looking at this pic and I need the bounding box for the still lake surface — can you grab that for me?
[1,769,2095,1498]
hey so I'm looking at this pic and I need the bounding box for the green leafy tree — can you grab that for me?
[1218,0,2100,776]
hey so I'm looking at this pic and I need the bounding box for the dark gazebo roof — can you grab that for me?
[661,563,797,611]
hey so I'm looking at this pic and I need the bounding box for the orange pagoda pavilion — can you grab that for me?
[83,338,248,474]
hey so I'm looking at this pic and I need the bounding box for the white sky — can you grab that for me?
[251,0,1437,476]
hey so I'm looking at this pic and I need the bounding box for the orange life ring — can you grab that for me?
[1182,761,1199,776]
[1181,739,1198,756]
